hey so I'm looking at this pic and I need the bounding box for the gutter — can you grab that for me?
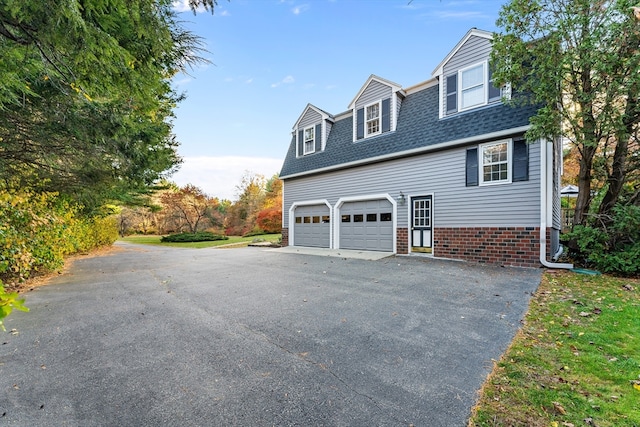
[539,138,573,269]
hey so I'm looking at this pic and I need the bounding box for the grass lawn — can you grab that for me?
[120,234,281,249]
[469,271,640,427]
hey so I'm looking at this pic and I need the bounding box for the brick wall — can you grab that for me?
[397,228,408,254]
[281,228,289,247]
[433,227,541,267]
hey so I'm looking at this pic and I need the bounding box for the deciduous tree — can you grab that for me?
[160,184,222,233]
[492,0,640,226]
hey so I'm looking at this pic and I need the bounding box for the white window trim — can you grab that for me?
[303,125,315,155]
[479,139,512,186]
[459,61,488,112]
[364,100,382,138]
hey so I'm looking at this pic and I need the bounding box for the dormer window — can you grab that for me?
[303,126,315,155]
[460,63,486,110]
[366,102,381,137]
[443,61,507,116]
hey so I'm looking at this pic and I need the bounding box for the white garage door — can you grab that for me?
[293,205,330,248]
[340,200,393,251]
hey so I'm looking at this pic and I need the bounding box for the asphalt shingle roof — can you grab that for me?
[280,84,539,178]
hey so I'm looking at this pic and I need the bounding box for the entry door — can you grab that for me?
[411,196,432,253]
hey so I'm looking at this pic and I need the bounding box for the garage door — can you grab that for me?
[293,204,330,248]
[340,200,393,251]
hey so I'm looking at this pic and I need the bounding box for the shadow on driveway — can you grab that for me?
[0,242,541,426]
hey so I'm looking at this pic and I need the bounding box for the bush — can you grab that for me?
[0,190,119,284]
[0,280,29,331]
[160,232,228,243]
[243,230,269,238]
[564,204,640,276]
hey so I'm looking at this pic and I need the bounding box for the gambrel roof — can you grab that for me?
[280,82,537,179]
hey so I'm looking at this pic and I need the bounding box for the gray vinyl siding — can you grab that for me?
[283,141,541,228]
[442,35,493,117]
[299,109,322,128]
[354,80,393,109]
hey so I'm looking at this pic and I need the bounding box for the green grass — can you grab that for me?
[469,271,640,427]
[120,234,281,249]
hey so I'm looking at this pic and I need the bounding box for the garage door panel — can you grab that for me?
[294,205,330,248]
[340,200,393,251]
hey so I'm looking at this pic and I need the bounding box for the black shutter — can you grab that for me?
[315,123,322,152]
[356,108,364,140]
[512,138,529,182]
[446,74,457,113]
[298,130,304,156]
[381,98,391,132]
[466,148,479,186]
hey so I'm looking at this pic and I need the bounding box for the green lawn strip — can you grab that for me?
[120,234,281,249]
[469,271,640,427]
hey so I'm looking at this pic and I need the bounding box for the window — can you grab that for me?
[312,216,320,223]
[353,214,364,223]
[380,212,392,222]
[480,141,511,185]
[365,102,381,136]
[366,213,377,222]
[488,66,502,102]
[322,215,330,223]
[466,139,528,187]
[295,217,302,224]
[356,98,391,140]
[341,215,351,223]
[304,216,311,223]
[303,126,315,155]
[460,63,485,110]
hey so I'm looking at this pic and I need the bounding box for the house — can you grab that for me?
[279,28,571,268]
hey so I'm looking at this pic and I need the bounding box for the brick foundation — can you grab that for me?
[281,228,289,247]
[396,228,409,254]
[433,227,541,268]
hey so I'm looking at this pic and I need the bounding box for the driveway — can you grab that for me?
[0,242,541,426]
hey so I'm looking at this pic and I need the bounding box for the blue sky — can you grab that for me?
[169,0,507,200]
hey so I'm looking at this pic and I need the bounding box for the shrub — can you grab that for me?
[0,190,118,284]
[243,230,269,238]
[160,232,228,243]
[0,280,29,331]
[564,204,640,276]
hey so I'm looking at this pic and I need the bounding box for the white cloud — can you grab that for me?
[271,75,295,88]
[169,156,284,200]
[172,0,216,14]
[172,0,191,12]
[292,4,310,15]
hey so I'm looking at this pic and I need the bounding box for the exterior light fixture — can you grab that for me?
[397,192,406,206]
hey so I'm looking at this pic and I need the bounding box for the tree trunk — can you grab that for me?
[574,145,596,226]
[599,80,639,218]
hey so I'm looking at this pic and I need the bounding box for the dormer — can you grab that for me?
[348,75,405,142]
[432,28,509,119]
[293,104,334,157]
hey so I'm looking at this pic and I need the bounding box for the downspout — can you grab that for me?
[539,138,574,269]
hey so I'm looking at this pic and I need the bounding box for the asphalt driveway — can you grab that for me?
[0,242,541,426]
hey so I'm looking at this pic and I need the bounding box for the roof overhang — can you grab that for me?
[280,125,531,180]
